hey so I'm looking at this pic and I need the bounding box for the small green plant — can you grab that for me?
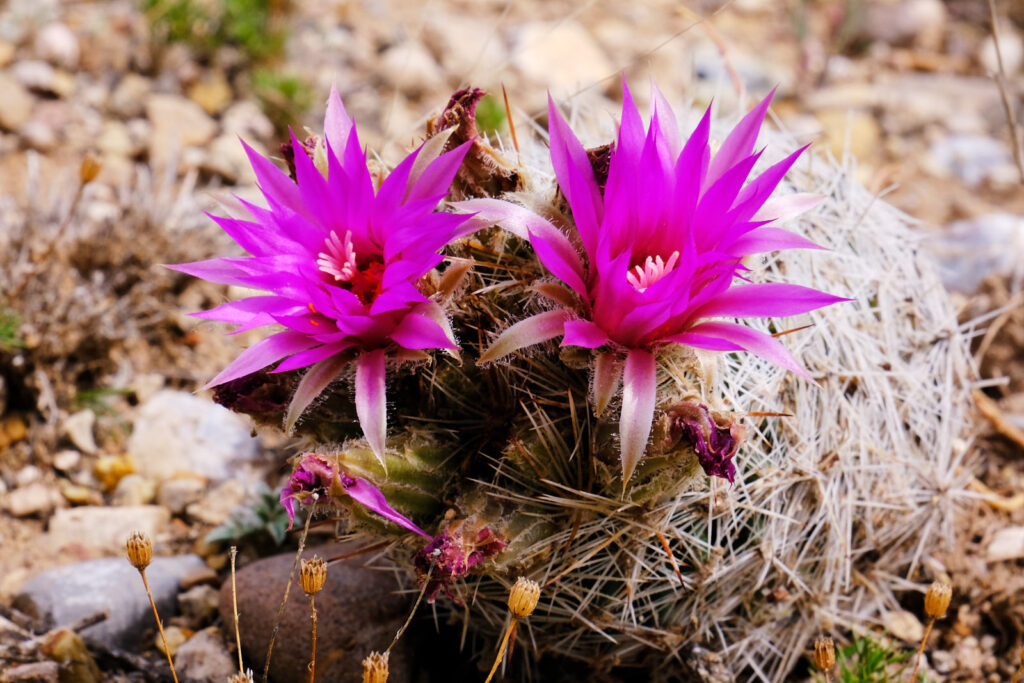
[206,483,292,546]
[830,633,912,683]
[143,0,287,64]
[475,94,507,137]
[0,308,23,352]
[251,69,314,134]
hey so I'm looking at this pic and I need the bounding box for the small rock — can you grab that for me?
[39,629,101,683]
[925,134,1014,187]
[178,584,220,626]
[863,0,946,50]
[11,60,56,93]
[109,74,151,118]
[34,23,80,69]
[3,482,64,517]
[146,95,219,170]
[0,661,59,682]
[97,120,137,158]
[180,565,220,590]
[128,390,260,484]
[979,27,1024,75]
[13,555,204,649]
[220,100,274,140]
[885,609,925,643]
[925,213,1024,293]
[186,480,245,525]
[93,454,135,490]
[16,465,43,486]
[174,627,235,683]
[514,21,614,95]
[987,525,1024,562]
[57,479,103,506]
[0,73,34,130]
[157,476,207,516]
[19,120,57,151]
[0,41,15,68]
[187,71,233,116]
[112,474,157,506]
[221,546,414,683]
[201,134,260,183]
[379,41,445,95]
[62,410,97,455]
[48,505,170,556]
[156,625,192,657]
[816,109,881,163]
[52,449,81,472]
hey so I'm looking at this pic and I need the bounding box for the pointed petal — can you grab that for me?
[342,476,430,538]
[561,319,610,349]
[324,85,354,154]
[437,259,473,299]
[547,95,603,256]
[707,90,774,186]
[242,140,305,215]
[477,310,571,364]
[355,349,388,469]
[168,258,249,287]
[391,310,456,350]
[407,129,454,197]
[206,331,316,388]
[593,351,623,417]
[689,283,849,320]
[284,353,352,433]
[620,348,657,488]
[273,342,354,373]
[728,226,826,256]
[672,321,809,377]
[752,193,823,223]
[406,140,473,202]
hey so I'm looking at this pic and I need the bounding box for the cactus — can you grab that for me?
[212,88,975,680]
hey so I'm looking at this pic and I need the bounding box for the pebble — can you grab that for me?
[93,454,135,490]
[180,566,220,590]
[173,627,236,683]
[187,71,233,116]
[979,27,1024,75]
[111,473,156,506]
[13,555,204,649]
[61,410,98,455]
[128,390,261,484]
[58,479,103,505]
[34,23,80,69]
[11,60,57,93]
[156,624,192,657]
[19,119,57,151]
[986,525,1024,562]
[925,134,1015,187]
[379,41,445,95]
[925,213,1024,293]
[146,95,219,170]
[201,134,260,183]
[16,464,43,487]
[178,584,220,626]
[884,609,925,643]
[157,475,207,516]
[862,0,946,50]
[109,73,151,118]
[48,505,170,556]
[514,21,614,96]
[220,545,414,683]
[2,482,65,517]
[0,72,34,130]
[0,661,59,682]
[97,119,138,158]
[185,480,245,525]
[52,449,81,472]
[219,100,274,140]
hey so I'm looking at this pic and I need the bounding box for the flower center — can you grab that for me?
[626,251,680,293]
[317,230,357,282]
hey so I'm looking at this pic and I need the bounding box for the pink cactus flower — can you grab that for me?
[456,82,847,487]
[172,88,473,468]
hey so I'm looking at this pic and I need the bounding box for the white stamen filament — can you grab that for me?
[317,230,357,282]
[626,250,680,293]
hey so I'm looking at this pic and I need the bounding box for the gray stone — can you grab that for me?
[111,474,156,506]
[128,390,260,483]
[146,94,218,170]
[0,72,34,130]
[2,482,64,517]
[924,213,1024,294]
[11,60,56,93]
[174,627,236,683]
[925,134,1015,187]
[186,480,245,525]
[220,546,414,683]
[221,100,274,140]
[177,584,220,626]
[0,661,59,682]
[109,73,150,118]
[379,41,445,95]
[48,505,170,556]
[157,476,207,515]
[13,555,204,649]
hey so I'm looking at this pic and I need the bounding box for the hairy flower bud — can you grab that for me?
[813,636,835,671]
[126,531,152,570]
[300,556,327,595]
[924,581,951,619]
[507,577,540,619]
[362,650,389,683]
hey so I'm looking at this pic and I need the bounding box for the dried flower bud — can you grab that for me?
[300,556,327,595]
[813,636,835,671]
[507,577,540,619]
[362,650,389,683]
[227,671,254,683]
[126,531,152,570]
[924,581,952,619]
[79,155,102,184]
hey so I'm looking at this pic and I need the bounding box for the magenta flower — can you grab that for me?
[456,83,847,487]
[172,88,473,467]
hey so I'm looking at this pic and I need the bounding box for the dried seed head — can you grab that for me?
[79,155,102,184]
[126,531,152,570]
[813,636,835,671]
[924,581,952,619]
[227,670,254,683]
[362,650,389,683]
[507,577,540,619]
[300,556,327,595]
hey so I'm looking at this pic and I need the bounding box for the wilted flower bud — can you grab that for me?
[924,581,952,619]
[507,577,540,619]
[813,636,835,671]
[362,650,389,683]
[300,556,327,595]
[126,531,152,570]
[227,671,254,683]
[79,155,102,184]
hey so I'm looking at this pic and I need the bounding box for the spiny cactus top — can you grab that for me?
[172,87,473,467]
[457,82,847,485]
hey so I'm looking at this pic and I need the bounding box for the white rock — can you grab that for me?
[112,474,156,506]
[186,480,245,525]
[220,100,274,140]
[109,73,151,118]
[157,476,207,515]
[201,134,260,183]
[885,609,925,643]
[925,134,1013,187]
[379,41,445,95]
[19,119,57,151]
[15,465,42,486]
[11,59,56,92]
[34,23,79,69]
[0,72,34,130]
[52,449,81,472]
[424,14,506,79]
[514,21,614,95]
[174,626,236,682]
[979,28,1024,76]
[987,525,1024,562]
[128,390,260,483]
[146,94,219,169]
[62,409,98,455]
[97,119,137,158]
[177,585,220,624]
[48,505,170,556]
[924,213,1024,294]
[3,482,64,517]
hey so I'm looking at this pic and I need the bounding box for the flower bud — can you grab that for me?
[924,581,951,619]
[300,556,327,595]
[507,577,540,619]
[362,650,389,683]
[227,671,254,683]
[126,531,152,570]
[813,636,835,671]
[79,155,102,184]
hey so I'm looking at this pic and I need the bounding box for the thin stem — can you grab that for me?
[263,511,313,682]
[483,617,517,683]
[230,546,243,673]
[140,569,180,683]
[1012,648,1024,683]
[910,616,935,682]
[386,562,432,653]
[308,594,318,683]
[987,0,1024,183]
[824,670,832,683]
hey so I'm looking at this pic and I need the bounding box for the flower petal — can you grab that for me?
[561,319,610,349]
[342,476,430,538]
[206,331,316,389]
[727,226,826,256]
[355,349,388,469]
[689,283,849,320]
[391,310,457,350]
[324,85,354,154]
[284,353,352,433]
[477,310,571,364]
[706,89,774,187]
[593,350,622,417]
[752,193,823,223]
[672,321,809,378]
[620,348,657,489]
[548,95,603,256]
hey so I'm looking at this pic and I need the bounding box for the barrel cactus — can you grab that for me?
[186,84,975,680]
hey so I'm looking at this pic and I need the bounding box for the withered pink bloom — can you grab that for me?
[172,87,473,468]
[668,403,747,483]
[413,521,507,603]
[456,82,847,486]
